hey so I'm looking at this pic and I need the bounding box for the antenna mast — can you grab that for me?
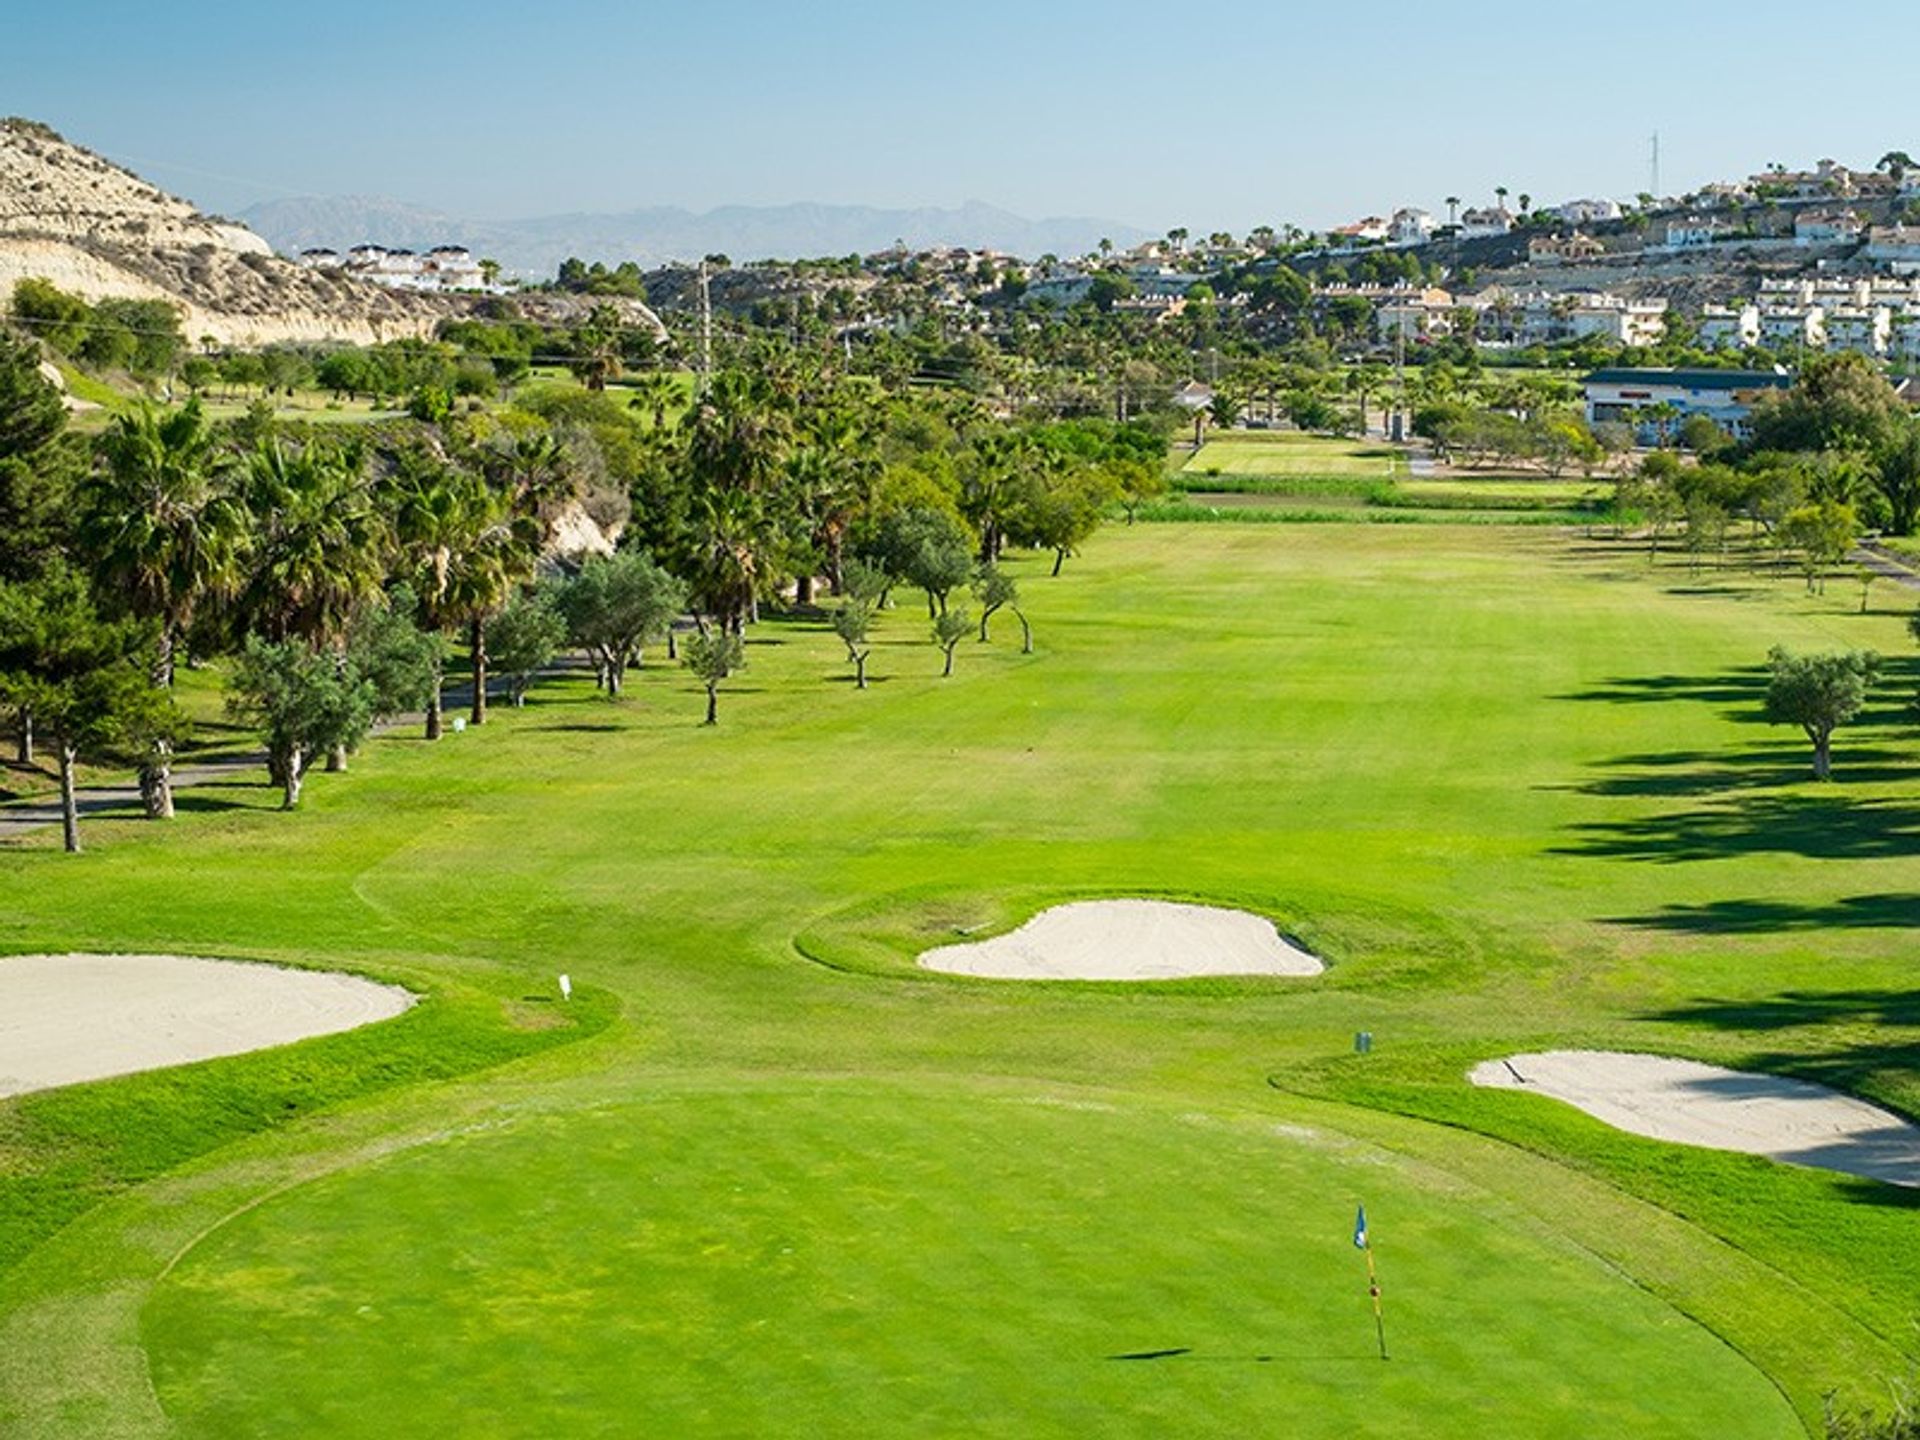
[697,259,713,397]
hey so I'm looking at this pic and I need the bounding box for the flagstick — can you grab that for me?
[1364,1240,1389,1361]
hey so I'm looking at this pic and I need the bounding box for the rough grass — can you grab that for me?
[2,524,1917,1436]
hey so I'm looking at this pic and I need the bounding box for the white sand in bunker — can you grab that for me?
[0,953,414,1098]
[918,900,1323,981]
[1470,1050,1920,1188]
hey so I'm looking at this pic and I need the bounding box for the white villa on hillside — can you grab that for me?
[1793,209,1865,245]
[300,244,491,292]
[1665,217,1731,249]
[1459,207,1514,238]
[1390,208,1434,247]
[1554,198,1622,225]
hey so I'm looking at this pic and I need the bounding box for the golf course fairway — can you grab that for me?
[2,523,1915,1437]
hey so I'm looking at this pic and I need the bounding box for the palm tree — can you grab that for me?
[390,462,536,734]
[1445,196,1460,226]
[569,304,623,392]
[86,400,247,817]
[628,372,678,431]
[241,439,390,769]
[1495,186,1510,213]
[241,440,388,648]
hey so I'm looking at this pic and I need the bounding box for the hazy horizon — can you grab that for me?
[7,0,1918,239]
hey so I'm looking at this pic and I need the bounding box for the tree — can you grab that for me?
[1764,646,1880,780]
[569,304,624,392]
[554,551,686,696]
[389,461,537,733]
[1779,501,1856,593]
[240,439,391,768]
[972,563,1016,641]
[344,591,442,724]
[485,590,567,706]
[0,335,79,697]
[1875,419,1920,536]
[0,565,183,852]
[683,628,743,724]
[85,400,247,817]
[831,600,874,688]
[932,607,970,677]
[227,636,376,809]
[1748,352,1906,456]
[629,372,678,431]
[868,506,974,616]
[1009,459,1115,575]
[1110,458,1166,525]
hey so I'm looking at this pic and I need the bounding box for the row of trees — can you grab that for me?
[1,328,1145,848]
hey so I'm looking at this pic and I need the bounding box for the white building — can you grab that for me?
[1332,216,1391,245]
[1555,198,1622,225]
[1866,225,1920,273]
[1699,303,1761,350]
[1664,217,1729,249]
[1506,291,1665,346]
[1822,307,1891,356]
[1459,207,1514,238]
[1528,232,1605,266]
[1794,209,1865,245]
[1584,367,1793,441]
[306,244,494,292]
[1389,207,1434,247]
[1759,305,1825,350]
[1374,287,1457,342]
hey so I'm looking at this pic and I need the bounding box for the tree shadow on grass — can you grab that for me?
[1647,989,1920,1034]
[1554,744,1914,799]
[1641,990,1920,1135]
[1555,793,1920,861]
[1612,894,1920,935]
[1558,664,1770,717]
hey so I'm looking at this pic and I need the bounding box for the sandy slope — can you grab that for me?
[1470,1050,1920,1187]
[0,953,413,1097]
[918,899,1322,981]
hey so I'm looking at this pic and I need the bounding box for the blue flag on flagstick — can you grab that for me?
[1353,1205,1369,1250]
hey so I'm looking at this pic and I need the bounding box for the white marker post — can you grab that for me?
[558,973,572,1002]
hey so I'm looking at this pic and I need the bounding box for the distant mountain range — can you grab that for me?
[236,196,1150,276]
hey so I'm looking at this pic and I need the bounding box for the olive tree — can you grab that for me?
[1764,645,1880,780]
[868,507,973,616]
[683,628,744,725]
[972,563,1016,642]
[933,608,970,677]
[555,552,687,697]
[832,600,874,689]
[486,590,567,706]
[227,636,376,809]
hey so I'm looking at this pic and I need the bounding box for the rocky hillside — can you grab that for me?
[0,119,460,347]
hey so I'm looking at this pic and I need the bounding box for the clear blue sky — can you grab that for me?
[5,0,1913,232]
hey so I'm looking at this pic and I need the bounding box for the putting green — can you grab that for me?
[144,1087,1797,1439]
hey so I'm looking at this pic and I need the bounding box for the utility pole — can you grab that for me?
[1392,308,1406,443]
[697,259,713,398]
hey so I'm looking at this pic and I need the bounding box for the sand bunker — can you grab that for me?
[918,900,1322,981]
[0,953,414,1098]
[1470,1050,1920,1188]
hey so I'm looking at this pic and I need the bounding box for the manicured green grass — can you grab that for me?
[1185,432,1404,477]
[143,1088,1796,1439]
[2,524,1917,1436]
